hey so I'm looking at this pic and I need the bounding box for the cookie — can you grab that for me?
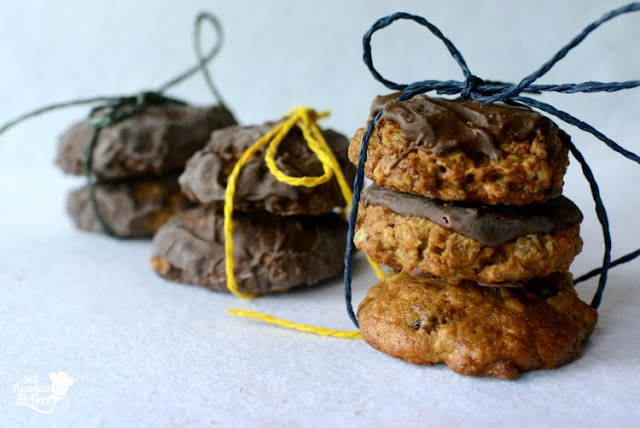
[57,104,236,180]
[354,185,583,284]
[150,205,348,294]
[67,175,193,237]
[178,123,355,215]
[357,272,597,379]
[349,94,569,205]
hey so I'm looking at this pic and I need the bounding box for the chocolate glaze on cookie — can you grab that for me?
[371,94,559,161]
[57,104,236,180]
[67,175,193,237]
[179,123,355,215]
[362,185,582,246]
[151,205,348,294]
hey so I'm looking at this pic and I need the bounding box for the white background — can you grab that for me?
[1,0,639,426]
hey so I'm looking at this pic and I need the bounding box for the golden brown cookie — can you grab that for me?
[179,123,355,216]
[349,94,569,205]
[358,272,597,379]
[67,175,193,238]
[150,205,348,294]
[355,186,583,284]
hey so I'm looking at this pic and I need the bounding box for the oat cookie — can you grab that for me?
[349,94,569,205]
[354,186,583,284]
[357,272,597,379]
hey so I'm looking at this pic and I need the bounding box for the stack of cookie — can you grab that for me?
[151,121,356,295]
[56,103,236,238]
[349,94,598,378]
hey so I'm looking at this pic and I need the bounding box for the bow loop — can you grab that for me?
[345,3,640,327]
[363,12,472,91]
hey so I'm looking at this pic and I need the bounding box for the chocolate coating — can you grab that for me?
[179,123,355,215]
[362,185,582,246]
[371,94,559,161]
[67,175,193,238]
[57,104,236,181]
[355,202,582,284]
[150,205,348,294]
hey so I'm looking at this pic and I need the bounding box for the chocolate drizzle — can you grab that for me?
[362,185,583,246]
[371,94,554,161]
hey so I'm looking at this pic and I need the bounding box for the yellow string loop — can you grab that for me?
[264,108,335,188]
[264,107,384,279]
[224,106,382,338]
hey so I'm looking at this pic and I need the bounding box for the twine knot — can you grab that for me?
[461,75,484,99]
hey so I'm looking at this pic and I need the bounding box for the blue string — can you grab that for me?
[344,2,640,324]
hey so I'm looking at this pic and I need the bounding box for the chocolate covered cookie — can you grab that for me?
[349,94,569,205]
[150,205,348,294]
[354,185,583,284]
[67,175,193,237]
[57,104,236,180]
[179,123,355,215]
[358,272,597,379]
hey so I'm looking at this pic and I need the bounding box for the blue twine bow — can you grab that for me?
[344,3,640,327]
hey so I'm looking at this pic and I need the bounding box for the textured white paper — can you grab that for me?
[1,1,639,426]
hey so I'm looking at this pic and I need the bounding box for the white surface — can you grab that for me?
[1,1,640,426]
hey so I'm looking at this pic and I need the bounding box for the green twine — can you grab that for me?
[83,92,189,236]
[0,12,230,237]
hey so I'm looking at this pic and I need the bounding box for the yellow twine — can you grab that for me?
[227,309,363,339]
[224,106,382,338]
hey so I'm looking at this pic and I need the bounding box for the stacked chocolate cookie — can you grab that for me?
[151,121,356,295]
[56,104,236,237]
[349,94,598,378]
